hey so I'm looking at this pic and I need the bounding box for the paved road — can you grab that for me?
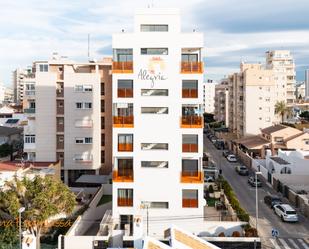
[204,135,309,249]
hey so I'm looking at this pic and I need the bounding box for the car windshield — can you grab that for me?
[286,210,296,215]
[240,167,247,170]
[272,198,281,202]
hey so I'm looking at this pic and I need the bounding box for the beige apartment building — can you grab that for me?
[23,54,112,185]
[214,79,229,126]
[228,63,276,137]
[266,50,296,105]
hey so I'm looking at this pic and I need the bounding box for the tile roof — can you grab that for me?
[270,156,290,165]
[234,135,270,149]
[261,124,287,135]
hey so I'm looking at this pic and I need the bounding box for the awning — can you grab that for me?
[75,174,110,184]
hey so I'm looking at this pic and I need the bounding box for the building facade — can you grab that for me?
[23,55,112,185]
[203,80,217,113]
[112,8,204,239]
[266,50,296,105]
[214,79,229,126]
[228,63,276,137]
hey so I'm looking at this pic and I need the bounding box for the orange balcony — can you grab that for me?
[118,143,133,152]
[113,170,134,182]
[182,89,198,98]
[113,116,134,128]
[182,198,198,208]
[181,116,203,128]
[112,61,133,73]
[118,197,133,207]
[180,171,203,183]
[181,62,203,74]
[182,144,198,153]
[118,88,133,98]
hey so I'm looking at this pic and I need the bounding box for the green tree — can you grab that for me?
[275,101,289,123]
[0,176,76,249]
[299,111,309,121]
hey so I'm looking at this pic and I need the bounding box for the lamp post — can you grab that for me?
[142,202,150,236]
[255,172,262,231]
[18,207,25,249]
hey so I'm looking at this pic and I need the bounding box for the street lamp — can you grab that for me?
[18,207,25,249]
[255,172,262,231]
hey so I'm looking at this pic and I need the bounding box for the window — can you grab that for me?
[101,117,105,129]
[141,161,168,168]
[141,48,168,55]
[85,137,92,144]
[101,100,105,112]
[182,190,198,208]
[118,189,133,207]
[181,54,198,62]
[84,85,93,92]
[265,97,270,102]
[304,140,309,145]
[118,80,133,98]
[182,135,198,152]
[76,102,83,109]
[25,135,35,143]
[39,64,48,72]
[75,85,83,92]
[141,24,168,32]
[182,159,198,172]
[274,137,284,143]
[84,102,92,109]
[141,107,168,114]
[29,102,36,109]
[182,80,198,98]
[74,154,92,162]
[114,49,133,62]
[141,89,168,96]
[75,138,84,144]
[101,134,105,146]
[118,134,133,151]
[58,136,64,142]
[141,143,168,150]
[141,201,169,209]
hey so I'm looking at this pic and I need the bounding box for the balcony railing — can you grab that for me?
[181,62,203,74]
[113,116,134,128]
[180,116,203,128]
[180,171,203,183]
[24,108,35,114]
[182,89,198,98]
[118,143,133,152]
[113,170,134,182]
[182,143,198,153]
[112,61,133,73]
[118,197,133,207]
[118,88,133,98]
[182,199,198,208]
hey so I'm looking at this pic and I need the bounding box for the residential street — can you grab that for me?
[204,135,309,249]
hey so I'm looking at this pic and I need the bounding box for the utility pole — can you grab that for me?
[87,34,90,60]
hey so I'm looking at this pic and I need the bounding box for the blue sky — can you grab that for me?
[0,0,309,86]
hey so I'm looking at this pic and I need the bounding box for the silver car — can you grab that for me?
[274,204,298,222]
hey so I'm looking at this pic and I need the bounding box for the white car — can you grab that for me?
[226,154,237,162]
[273,204,298,222]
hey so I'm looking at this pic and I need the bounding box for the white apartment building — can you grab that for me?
[266,50,296,105]
[0,85,14,105]
[112,8,204,240]
[228,63,276,137]
[23,55,112,185]
[214,79,229,126]
[12,68,34,105]
[203,80,217,113]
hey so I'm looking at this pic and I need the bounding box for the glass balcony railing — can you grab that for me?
[118,143,133,152]
[180,171,203,183]
[182,199,198,208]
[112,61,133,73]
[113,170,134,182]
[118,197,133,207]
[24,108,35,114]
[113,116,134,128]
[118,88,133,98]
[181,115,203,128]
[182,143,198,153]
[181,62,203,74]
[182,89,198,98]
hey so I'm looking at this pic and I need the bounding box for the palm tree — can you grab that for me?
[275,101,288,123]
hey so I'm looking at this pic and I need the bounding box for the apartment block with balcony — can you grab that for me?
[266,50,296,105]
[228,63,276,137]
[112,8,204,240]
[22,54,112,186]
[214,79,229,126]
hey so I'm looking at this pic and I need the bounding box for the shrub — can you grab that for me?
[208,185,214,193]
[218,232,225,237]
[245,227,258,237]
[232,231,241,237]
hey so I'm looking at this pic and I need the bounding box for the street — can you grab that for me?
[204,135,309,249]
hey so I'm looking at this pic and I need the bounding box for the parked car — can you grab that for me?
[215,140,225,150]
[248,176,262,187]
[222,150,231,157]
[204,176,215,182]
[235,166,249,176]
[273,204,298,222]
[264,195,282,209]
[226,154,237,162]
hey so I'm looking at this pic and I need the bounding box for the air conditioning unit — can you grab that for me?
[93,240,98,246]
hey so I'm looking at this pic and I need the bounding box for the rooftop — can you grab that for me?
[0,126,22,136]
[269,156,290,165]
[261,124,287,135]
[234,135,269,149]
